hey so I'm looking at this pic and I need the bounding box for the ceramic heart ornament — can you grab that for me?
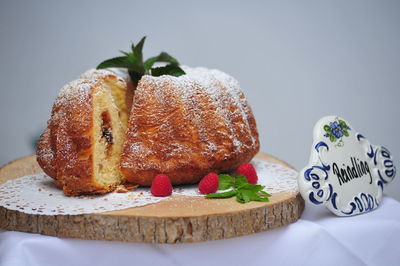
[298,116,396,216]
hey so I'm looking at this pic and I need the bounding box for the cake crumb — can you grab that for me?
[116,186,128,193]
[124,183,139,191]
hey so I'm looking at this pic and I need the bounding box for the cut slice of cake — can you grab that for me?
[37,70,129,196]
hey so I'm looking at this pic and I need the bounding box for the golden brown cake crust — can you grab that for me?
[37,67,260,194]
[120,67,260,185]
[37,71,126,196]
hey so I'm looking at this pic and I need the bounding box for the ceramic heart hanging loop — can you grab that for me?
[298,115,396,216]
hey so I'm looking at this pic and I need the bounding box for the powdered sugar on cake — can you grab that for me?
[54,69,125,107]
[123,66,257,163]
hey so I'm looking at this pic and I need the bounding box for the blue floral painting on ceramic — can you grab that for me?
[323,118,351,147]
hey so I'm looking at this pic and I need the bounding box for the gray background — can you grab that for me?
[1,0,399,200]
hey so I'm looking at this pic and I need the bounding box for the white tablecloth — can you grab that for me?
[1,197,400,266]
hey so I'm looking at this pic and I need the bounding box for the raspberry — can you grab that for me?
[198,173,219,194]
[151,174,172,197]
[236,163,258,184]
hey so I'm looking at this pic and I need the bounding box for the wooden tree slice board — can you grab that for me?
[0,153,304,243]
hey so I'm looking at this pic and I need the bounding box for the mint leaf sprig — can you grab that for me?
[96,36,185,86]
[206,174,272,204]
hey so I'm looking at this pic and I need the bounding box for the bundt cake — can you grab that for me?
[37,66,259,196]
[37,38,259,196]
[37,35,261,196]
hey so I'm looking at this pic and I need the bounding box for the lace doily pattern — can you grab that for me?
[0,158,298,215]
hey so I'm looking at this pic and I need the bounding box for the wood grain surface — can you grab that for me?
[0,153,304,243]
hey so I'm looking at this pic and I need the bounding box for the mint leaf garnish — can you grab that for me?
[238,189,270,203]
[144,52,180,70]
[260,190,272,197]
[218,174,235,190]
[151,65,185,77]
[133,36,146,64]
[97,36,185,86]
[205,173,271,204]
[234,174,248,187]
[238,183,264,192]
[97,56,139,71]
[206,190,238,198]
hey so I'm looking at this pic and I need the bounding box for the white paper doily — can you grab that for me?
[0,157,298,215]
